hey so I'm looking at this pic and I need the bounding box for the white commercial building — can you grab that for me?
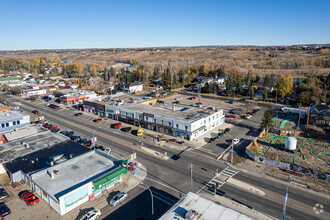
[84,94,225,141]
[0,111,30,133]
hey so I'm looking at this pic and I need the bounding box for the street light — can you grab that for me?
[40,107,47,126]
[133,141,142,175]
[92,126,101,150]
[141,182,154,218]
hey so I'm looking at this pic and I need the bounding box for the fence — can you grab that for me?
[246,132,330,181]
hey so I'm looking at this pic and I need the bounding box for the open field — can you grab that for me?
[1,46,329,77]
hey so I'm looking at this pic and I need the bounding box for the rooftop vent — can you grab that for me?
[185,209,196,220]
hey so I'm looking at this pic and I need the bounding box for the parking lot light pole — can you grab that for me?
[92,126,101,150]
[228,134,234,163]
[141,182,154,218]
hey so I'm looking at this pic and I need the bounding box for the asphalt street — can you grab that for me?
[2,94,329,220]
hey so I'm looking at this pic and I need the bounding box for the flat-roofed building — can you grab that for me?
[3,142,127,215]
[0,111,30,133]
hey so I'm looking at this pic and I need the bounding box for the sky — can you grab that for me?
[0,0,329,50]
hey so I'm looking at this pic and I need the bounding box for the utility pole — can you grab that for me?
[297,109,301,131]
[190,163,193,192]
[283,175,291,220]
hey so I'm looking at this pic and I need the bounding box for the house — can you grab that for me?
[123,81,143,93]
[309,103,330,128]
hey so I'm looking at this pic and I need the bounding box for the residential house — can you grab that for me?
[309,103,330,128]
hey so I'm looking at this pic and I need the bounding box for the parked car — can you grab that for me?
[137,128,144,136]
[0,203,11,217]
[224,128,230,133]
[122,127,132,133]
[173,101,180,104]
[79,138,87,144]
[229,109,236,114]
[0,189,8,200]
[60,130,67,135]
[53,105,60,109]
[75,112,83,116]
[51,128,60,133]
[113,123,121,129]
[251,111,257,116]
[32,110,39,114]
[45,124,53,129]
[70,135,81,142]
[109,192,128,206]
[104,148,111,154]
[48,125,57,131]
[217,131,224,138]
[94,118,102,123]
[232,139,240,145]
[245,114,252,119]
[84,140,92,147]
[78,209,101,220]
[95,145,105,151]
[229,100,234,104]
[66,131,74,136]
[227,115,237,118]
[208,137,216,143]
[19,191,39,206]
[43,123,49,128]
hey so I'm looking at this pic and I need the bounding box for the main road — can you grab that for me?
[2,94,329,220]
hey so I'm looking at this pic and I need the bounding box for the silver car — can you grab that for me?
[109,192,128,206]
[79,209,101,220]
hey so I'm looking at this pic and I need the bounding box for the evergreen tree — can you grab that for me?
[248,82,255,98]
[263,89,268,100]
[261,106,274,130]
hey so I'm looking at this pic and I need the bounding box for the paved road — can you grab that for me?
[3,94,329,220]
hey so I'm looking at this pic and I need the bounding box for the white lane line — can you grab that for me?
[189,151,216,160]
[254,203,261,207]
[267,208,275,213]
[286,216,292,219]
[144,177,185,195]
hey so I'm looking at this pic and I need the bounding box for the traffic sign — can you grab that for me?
[130,153,137,160]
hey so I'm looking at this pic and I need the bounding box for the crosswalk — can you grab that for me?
[198,167,239,192]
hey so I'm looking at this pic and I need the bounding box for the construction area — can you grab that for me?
[250,132,330,173]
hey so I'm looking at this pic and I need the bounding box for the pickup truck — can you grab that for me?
[20,191,39,206]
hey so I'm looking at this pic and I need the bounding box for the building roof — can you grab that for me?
[0,126,70,162]
[160,192,253,220]
[0,111,28,123]
[0,76,19,82]
[310,104,330,114]
[30,150,122,201]
[3,141,91,174]
[128,81,142,87]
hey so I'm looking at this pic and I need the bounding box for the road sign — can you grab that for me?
[130,153,136,160]
[91,137,97,143]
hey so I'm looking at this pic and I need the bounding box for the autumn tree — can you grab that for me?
[276,74,293,99]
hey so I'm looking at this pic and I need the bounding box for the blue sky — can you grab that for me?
[1,0,329,50]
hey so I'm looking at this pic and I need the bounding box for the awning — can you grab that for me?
[92,166,127,191]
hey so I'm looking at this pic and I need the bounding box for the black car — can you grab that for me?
[95,145,105,151]
[0,203,11,217]
[208,137,216,143]
[217,131,224,138]
[72,136,81,142]
[84,140,92,147]
[0,189,8,200]
[79,138,87,144]
[75,113,83,116]
[122,127,132,133]
[224,128,230,133]
[51,128,60,133]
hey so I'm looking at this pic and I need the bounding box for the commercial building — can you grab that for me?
[0,76,19,85]
[83,94,225,140]
[0,104,11,113]
[160,192,253,220]
[3,142,127,215]
[54,88,97,105]
[0,111,30,133]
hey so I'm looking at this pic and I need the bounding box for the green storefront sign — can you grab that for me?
[92,166,127,191]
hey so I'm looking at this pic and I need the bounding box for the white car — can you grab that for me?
[110,192,128,206]
[79,209,101,220]
[245,114,252,119]
[232,139,240,145]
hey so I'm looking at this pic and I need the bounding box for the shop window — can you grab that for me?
[176,124,179,128]
[17,120,20,124]
[169,122,171,126]
[6,123,9,127]
[13,121,16,125]
[1,124,4,128]
[185,126,188,130]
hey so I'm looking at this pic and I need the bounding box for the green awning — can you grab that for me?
[92,166,127,191]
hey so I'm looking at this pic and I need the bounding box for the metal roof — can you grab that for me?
[160,192,253,220]
[3,141,91,175]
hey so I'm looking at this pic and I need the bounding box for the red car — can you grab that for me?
[251,111,257,116]
[49,125,57,131]
[20,191,39,206]
[94,118,102,123]
[128,162,138,171]
[32,110,39,114]
[227,115,237,118]
[43,123,49,128]
[113,123,121,129]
